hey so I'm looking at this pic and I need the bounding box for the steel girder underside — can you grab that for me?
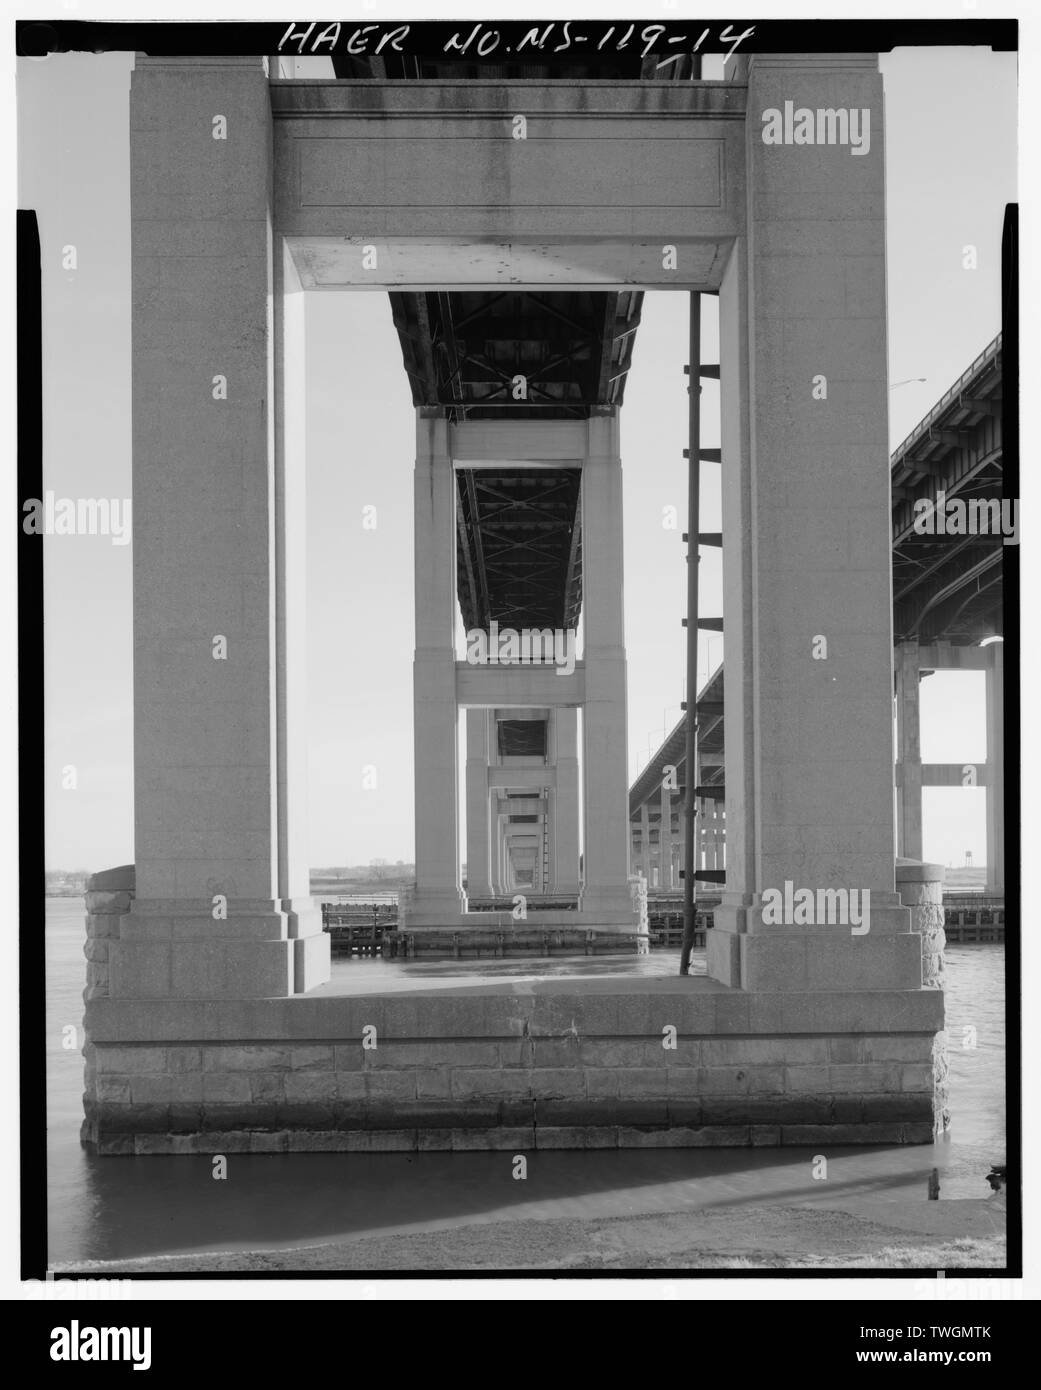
[891,336,1005,646]
[393,289,642,633]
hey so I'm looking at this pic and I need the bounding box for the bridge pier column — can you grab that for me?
[409,414,465,925]
[579,415,635,922]
[709,53,920,992]
[551,707,581,893]
[896,638,924,862]
[985,643,1004,893]
[639,803,651,884]
[659,784,673,891]
[465,709,493,898]
[111,55,328,1000]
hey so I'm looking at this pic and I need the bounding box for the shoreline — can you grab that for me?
[50,1196,1006,1276]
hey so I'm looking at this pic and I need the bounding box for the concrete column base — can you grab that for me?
[109,899,330,998]
[709,890,921,991]
[579,884,641,927]
[399,888,467,928]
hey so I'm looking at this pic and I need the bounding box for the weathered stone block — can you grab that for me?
[784,1063,830,1093]
[86,890,133,914]
[579,1040,655,1068]
[400,1103,497,1130]
[860,1092,932,1123]
[666,1099,703,1126]
[697,1065,752,1094]
[603,1100,670,1126]
[289,1045,335,1070]
[201,1073,251,1104]
[96,1046,167,1073]
[248,1073,285,1104]
[699,1096,797,1126]
[133,1134,177,1155]
[780,1122,905,1145]
[529,1040,583,1068]
[364,1071,417,1102]
[131,1074,202,1105]
[416,1128,454,1151]
[168,1103,204,1133]
[283,1071,337,1102]
[333,1044,365,1071]
[202,1045,291,1072]
[528,1068,586,1098]
[498,1039,534,1068]
[96,1135,135,1156]
[751,1125,782,1146]
[358,1130,419,1152]
[616,1067,670,1097]
[828,1062,901,1093]
[450,1068,529,1099]
[166,1047,203,1072]
[900,1063,934,1091]
[537,1099,626,1127]
[828,1096,864,1123]
[86,913,122,940]
[95,1077,132,1104]
[747,1066,786,1094]
[584,1068,621,1097]
[250,1131,289,1153]
[500,1099,536,1127]
[535,1126,617,1150]
[277,1101,336,1129]
[114,1102,170,1133]
[451,1127,533,1152]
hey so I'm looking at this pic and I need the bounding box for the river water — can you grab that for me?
[43,897,1007,1267]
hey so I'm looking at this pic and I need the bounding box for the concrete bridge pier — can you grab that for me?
[550,707,581,895]
[407,414,637,932]
[464,709,494,897]
[81,50,947,1156]
[579,415,636,923]
[895,638,1004,892]
[409,415,468,926]
[108,54,329,1002]
[708,53,923,996]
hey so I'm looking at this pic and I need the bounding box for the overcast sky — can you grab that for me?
[19,44,1016,872]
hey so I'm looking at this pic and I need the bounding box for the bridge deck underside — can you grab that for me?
[392,288,641,633]
[891,336,1004,645]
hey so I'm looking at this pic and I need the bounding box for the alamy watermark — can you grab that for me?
[762,880,870,936]
[22,493,131,546]
[913,491,1018,546]
[761,101,870,156]
[465,621,576,676]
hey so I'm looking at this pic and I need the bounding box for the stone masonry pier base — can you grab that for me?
[82,977,943,1155]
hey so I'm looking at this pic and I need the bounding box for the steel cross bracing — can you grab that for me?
[455,468,582,632]
[891,334,1004,645]
[390,290,643,421]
